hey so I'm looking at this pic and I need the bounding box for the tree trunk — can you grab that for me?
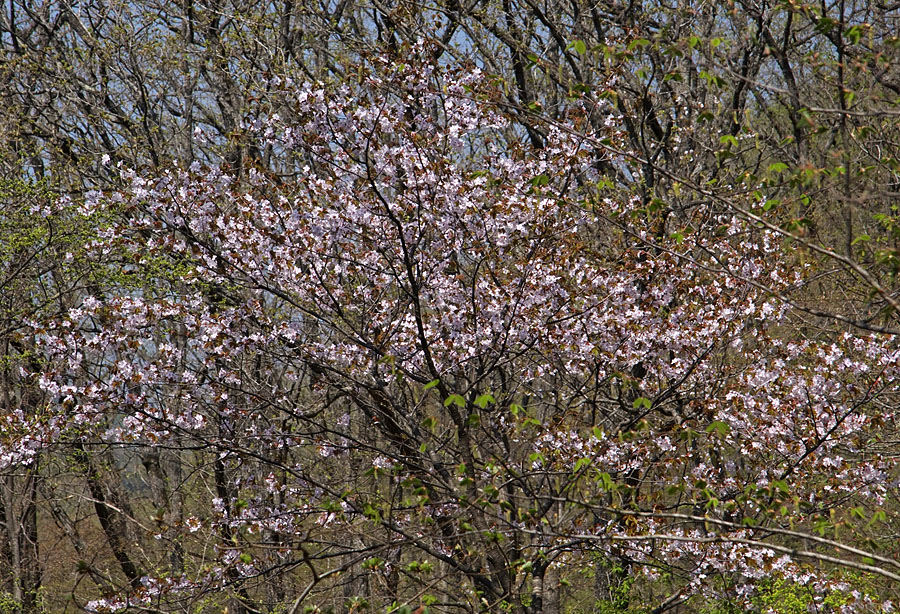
[2,472,42,613]
[542,562,559,614]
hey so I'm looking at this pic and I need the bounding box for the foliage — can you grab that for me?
[0,593,23,614]
[751,578,810,614]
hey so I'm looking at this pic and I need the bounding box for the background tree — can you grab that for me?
[0,179,101,612]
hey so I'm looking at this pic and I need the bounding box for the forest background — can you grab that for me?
[2,0,900,612]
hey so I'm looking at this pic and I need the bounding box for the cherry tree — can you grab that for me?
[8,46,900,613]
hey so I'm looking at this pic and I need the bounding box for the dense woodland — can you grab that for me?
[2,0,900,612]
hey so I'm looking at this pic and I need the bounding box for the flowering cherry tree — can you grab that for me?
[8,47,900,613]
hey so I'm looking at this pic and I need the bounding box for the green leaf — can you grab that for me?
[851,234,871,245]
[574,457,591,472]
[529,174,549,187]
[597,472,616,491]
[705,421,730,437]
[763,198,781,211]
[570,82,591,95]
[869,509,887,526]
[627,38,650,51]
[444,394,466,408]
[771,480,790,495]
[720,134,739,148]
[591,426,605,440]
[797,108,816,129]
[474,393,496,409]
[363,504,381,521]
[648,198,667,213]
[845,24,863,45]
[632,397,652,410]
[573,39,587,55]
[700,70,727,87]
[768,162,788,173]
[678,427,696,444]
[816,16,836,34]
[424,378,440,390]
